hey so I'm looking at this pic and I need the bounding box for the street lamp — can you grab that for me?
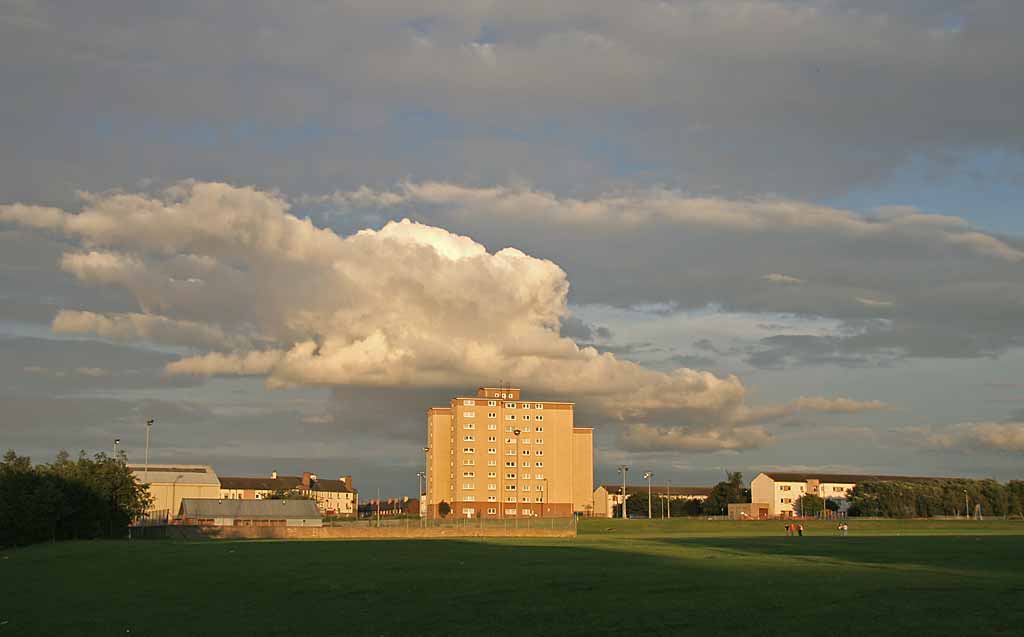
[513,428,521,526]
[144,418,154,482]
[417,471,425,518]
[964,489,969,519]
[617,465,629,519]
[113,438,120,459]
[422,447,430,518]
[642,472,654,519]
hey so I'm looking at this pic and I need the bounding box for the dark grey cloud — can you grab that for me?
[2,2,1023,203]
[558,315,612,343]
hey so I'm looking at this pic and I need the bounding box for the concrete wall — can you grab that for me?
[171,525,575,540]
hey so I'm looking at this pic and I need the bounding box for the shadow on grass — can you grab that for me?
[4,537,1023,636]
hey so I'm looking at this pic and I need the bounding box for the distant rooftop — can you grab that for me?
[598,485,713,497]
[761,472,957,484]
[128,464,220,486]
[178,498,321,519]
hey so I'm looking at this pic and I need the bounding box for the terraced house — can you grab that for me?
[218,471,358,517]
[424,386,593,519]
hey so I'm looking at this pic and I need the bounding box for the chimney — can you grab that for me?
[271,471,278,479]
[341,475,353,489]
[302,471,312,489]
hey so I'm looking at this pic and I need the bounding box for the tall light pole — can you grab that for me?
[617,465,629,519]
[513,428,521,527]
[666,479,671,519]
[144,419,154,482]
[113,438,120,459]
[964,489,969,518]
[417,471,425,518]
[422,447,430,518]
[643,472,654,519]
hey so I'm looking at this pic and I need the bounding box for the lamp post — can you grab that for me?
[171,473,184,520]
[964,489,969,519]
[113,438,120,459]
[666,479,671,519]
[144,418,154,482]
[643,472,654,518]
[617,465,629,519]
[513,429,521,527]
[422,447,430,518]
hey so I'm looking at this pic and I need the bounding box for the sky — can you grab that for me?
[2,1,1024,495]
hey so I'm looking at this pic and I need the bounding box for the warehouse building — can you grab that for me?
[592,484,712,518]
[425,386,593,519]
[129,464,221,519]
[177,498,322,527]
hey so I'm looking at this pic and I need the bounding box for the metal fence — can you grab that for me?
[132,509,170,527]
[323,516,577,531]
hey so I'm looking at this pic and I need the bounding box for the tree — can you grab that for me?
[438,501,451,518]
[266,489,313,500]
[702,471,750,515]
[792,494,824,517]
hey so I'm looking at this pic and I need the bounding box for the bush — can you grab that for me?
[847,478,1018,518]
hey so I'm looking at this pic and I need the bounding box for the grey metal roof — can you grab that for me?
[178,498,322,519]
[219,476,355,493]
[129,464,220,486]
[597,485,712,496]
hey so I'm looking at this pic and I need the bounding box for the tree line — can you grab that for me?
[0,449,152,548]
[613,471,752,518]
[843,478,1024,518]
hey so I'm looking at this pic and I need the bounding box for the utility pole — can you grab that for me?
[144,419,154,482]
[513,429,521,528]
[617,465,629,519]
[667,479,671,519]
[643,472,654,518]
[113,438,120,459]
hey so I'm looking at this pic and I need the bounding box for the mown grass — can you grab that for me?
[2,519,1022,636]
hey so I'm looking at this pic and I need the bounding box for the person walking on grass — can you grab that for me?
[797,523,804,537]
[841,522,848,537]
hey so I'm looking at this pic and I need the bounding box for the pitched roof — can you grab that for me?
[178,498,321,519]
[218,476,356,493]
[597,485,712,497]
[761,472,955,484]
[128,464,220,486]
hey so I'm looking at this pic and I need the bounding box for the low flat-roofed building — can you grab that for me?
[129,464,221,518]
[751,471,956,517]
[218,471,357,517]
[177,498,322,527]
[593,484,712,518]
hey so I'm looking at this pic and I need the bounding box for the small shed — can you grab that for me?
[178,498,323,527]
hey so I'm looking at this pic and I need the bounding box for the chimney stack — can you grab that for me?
[271,471,278,479]
[341,475,353,489]
[301,471,312,489]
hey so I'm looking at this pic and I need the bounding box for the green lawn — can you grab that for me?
[2,519,1022,636]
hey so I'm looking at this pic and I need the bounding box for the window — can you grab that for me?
[505,485,517,491]
[522,403,530,409]
[534,496,543,502]
[487,423,497,430]
[522,415,531,421]
[833,486,845,492]
[505,449,516,456]
[522,473,531,480]
[535,403,543,409]
[521,496,530,502]
[463,459,475,466]
[487,471,496,478]
[535,481,544,488]
[488,400,497,407]
[521,461,531,467]
[501,393,507,399]
[506,414,516,421]
[488,412,496,419]
[505,461,516,467]
[487,436,496,442]
[522,438,531,444]
[463,447,475,454]
[462,483,474,490]
[463,507,476,514]
[464,496,475,502]
[505,426,515,432]
[463,471,475,478]
[535,438,544,445]
[463,435,475,442]
[535,450,544,456]
[780,485,792,491]
[506,473,516,479]
[535,461,544,468]
[521,450,531,456]
[781,498,792,503]
[504,507,516,513]
[505,437,516,444]
[463,400,475,406]
[505,402,516,408]
[487,497,496,503]
[488,484,497,491]
[487,460,497,467]
[487,448,497,455]
[522,485,531,491]
[487,507,497,514]
[464,423,475,430]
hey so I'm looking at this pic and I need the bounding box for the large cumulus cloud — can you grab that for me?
[1,181,884,451]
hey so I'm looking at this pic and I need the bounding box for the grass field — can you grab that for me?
[2,518,1022,636]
